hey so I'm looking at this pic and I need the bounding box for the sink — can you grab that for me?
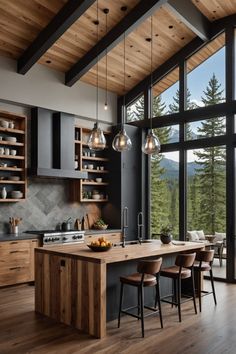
[113,239,156,247]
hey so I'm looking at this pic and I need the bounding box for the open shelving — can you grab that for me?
[72,125,110,203]
[0,110,27,202]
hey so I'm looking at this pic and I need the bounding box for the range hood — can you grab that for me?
[31,107,87,179]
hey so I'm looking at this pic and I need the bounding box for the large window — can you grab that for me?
[151,151,179,239]
[187,33,225,109]
[152,67,179,117]
[126,95,144,122]
[185,117,226,141]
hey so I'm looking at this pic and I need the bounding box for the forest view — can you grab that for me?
[127,73,226,239]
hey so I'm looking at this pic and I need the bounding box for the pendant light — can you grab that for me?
[104,8,109,111]
[112,32,132,152]
[142,16,160,155]
[88,0,106,151]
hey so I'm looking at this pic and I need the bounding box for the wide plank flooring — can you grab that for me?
[0,281,236,354]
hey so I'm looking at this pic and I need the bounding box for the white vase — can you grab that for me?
[1,187,7,199]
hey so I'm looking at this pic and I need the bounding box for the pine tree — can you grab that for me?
[126,96,145,122]
[168,88,197,139]
[193,74,226,234]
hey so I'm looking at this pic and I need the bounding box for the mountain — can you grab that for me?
[159,158,198,179]
[168,128,198,144]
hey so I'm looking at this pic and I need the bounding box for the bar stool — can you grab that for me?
[118,258,163,338]
[160,253,197,322]
[193,250,217,312]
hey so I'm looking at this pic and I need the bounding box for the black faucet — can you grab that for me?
[122,207,128,248]
[137,211,144,244]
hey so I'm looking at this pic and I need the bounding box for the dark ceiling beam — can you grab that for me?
[166,0,211,41]
[17,0,96,75]
[65,0,168,87]
[122,14,236,107]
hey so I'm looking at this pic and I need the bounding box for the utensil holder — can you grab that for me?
[10,225,19,235]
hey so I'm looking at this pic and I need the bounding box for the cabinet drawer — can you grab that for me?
[0,266,31,286]
[0,248,31,266]
[0,240,31,251]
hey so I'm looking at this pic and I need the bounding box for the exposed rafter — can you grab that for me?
[166,0,211,41]
[121,14,236,108]
[17,0,96,75]
[65,0,168,87]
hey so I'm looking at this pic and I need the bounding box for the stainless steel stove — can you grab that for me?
[25,229,85,245]
[42,231,85,245]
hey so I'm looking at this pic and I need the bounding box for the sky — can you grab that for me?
[161,47,226,162]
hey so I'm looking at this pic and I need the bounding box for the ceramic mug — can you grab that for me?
[0,147,4,155]
[10,149,17,156]
[9,122,14,129]
[4,148,10,155]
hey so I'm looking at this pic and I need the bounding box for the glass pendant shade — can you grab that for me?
[104,102,108,110]
[142,130,160,155]
[88,122,106,151]
[112,126,132,152]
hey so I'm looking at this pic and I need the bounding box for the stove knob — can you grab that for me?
[48,238,52,242]
[44,239,48,242]
[52,238,55,242]
[77,235,82,239]
[56,237,60,241]
[72,235,77,239]
[63,237,68,241]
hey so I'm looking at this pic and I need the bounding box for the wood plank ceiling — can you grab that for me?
[0,0,235,96]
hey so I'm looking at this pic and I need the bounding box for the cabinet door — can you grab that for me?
[121,125,142,240]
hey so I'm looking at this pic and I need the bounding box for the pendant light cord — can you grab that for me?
[96,0,99,125]
[105,10,108,106]
[122,31,126,125]
[150,16,153,131]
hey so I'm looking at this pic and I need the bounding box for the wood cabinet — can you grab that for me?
[0,239,39,286]
[0,110,27,201]
[73,125,110,202]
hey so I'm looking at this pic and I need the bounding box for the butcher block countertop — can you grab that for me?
[35,240,204,264]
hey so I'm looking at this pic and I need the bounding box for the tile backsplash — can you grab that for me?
[0,177,100,233]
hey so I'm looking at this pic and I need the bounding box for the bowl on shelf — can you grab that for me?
[88,164,94,170]
[10,190,23,199]
[8,176,20,181]
[0,120,9,128]
[5,136,17,143]
[95,178,102,183]
[92,194,100,200]
[93,224,108,230]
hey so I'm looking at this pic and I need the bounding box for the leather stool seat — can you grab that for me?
[193,261,211,272]
[161,266,191,279]
[120,273,157,287]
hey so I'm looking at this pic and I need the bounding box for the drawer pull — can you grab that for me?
[9,266,22,271]
[10,242,19,245]
[10,250,20,254]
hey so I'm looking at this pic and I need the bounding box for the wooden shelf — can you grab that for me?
[0,198,25,202]
[0,155,25,160]
[82,156,108,162]
[0,167,23,171]
[80,199,108,203]
[81,182,109,186]
[0,180,25,184]
[82,169,109,174]
[0,127,25,135]
[82,142,108,149]
[0,140,24,147]
[0,109,27,203]
[74,140,81,144]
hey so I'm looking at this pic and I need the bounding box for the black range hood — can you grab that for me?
[31,107,87,179]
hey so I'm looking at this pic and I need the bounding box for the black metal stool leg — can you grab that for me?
[137,287,140,319]
[155,279,163,328]
[118,282,124,328]
[177,277,181,322]
[198,270,202,312]
[210,269,217,305]
[140,285,144,337]
[191,269,197,314]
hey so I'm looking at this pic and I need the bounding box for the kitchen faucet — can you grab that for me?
[137,211,144,245]
[122,207,128,248]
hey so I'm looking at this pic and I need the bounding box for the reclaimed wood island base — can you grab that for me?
[35,241,204,338]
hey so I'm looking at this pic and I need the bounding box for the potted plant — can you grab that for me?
[160,225,173,244]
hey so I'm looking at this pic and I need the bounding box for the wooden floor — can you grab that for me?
[0,281,236,354]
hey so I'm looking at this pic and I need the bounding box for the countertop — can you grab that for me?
[0,233,41,242]
[85,229,121,235]
[35,240,204,264]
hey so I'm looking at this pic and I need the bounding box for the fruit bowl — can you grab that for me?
[93,224,108,230]
[87,244,112,252]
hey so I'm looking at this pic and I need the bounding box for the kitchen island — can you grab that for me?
[35,241,204,338]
